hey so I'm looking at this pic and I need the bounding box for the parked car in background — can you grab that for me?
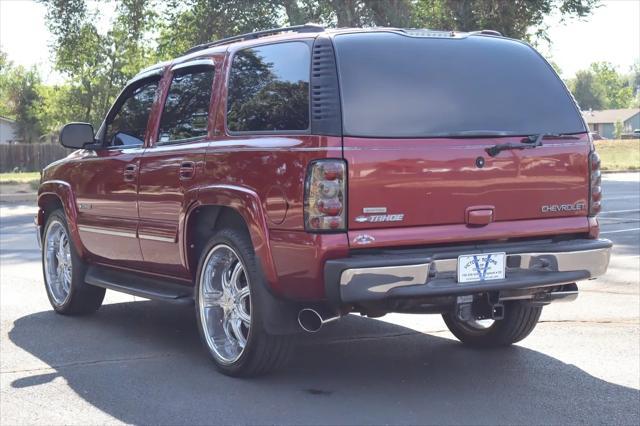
[36,25,612,377]
[620,129,640,139]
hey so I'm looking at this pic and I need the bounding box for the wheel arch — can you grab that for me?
[184,185,278,292]
[37,180,86,257]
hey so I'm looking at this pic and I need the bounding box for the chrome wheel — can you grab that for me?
[198,244,251,364]
[44,220,72,306]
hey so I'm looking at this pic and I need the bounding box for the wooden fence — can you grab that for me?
[0,144,72,173]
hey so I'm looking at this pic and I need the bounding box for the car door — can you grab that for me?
[75,74,161,266]
[137,59,217,278]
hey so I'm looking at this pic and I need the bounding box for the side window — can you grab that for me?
[158,68,215,143]
[227,42,310,133]
[105,80,158,147]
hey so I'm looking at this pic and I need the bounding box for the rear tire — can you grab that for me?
[442,301,542,347]
[42,209,105,315]
[194,228,291,377]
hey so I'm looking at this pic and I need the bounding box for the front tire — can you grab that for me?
[42,209,105,315]
[195,228,291,377]
[442,301,542,347]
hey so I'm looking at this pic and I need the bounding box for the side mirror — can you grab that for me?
[60,123,97,149]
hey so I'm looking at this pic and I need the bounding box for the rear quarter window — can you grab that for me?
[333,32,586,138]
[226,42,310,133]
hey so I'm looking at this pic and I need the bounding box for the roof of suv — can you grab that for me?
[132,25,506,81]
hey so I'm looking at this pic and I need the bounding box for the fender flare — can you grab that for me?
[184,185,300,334]
[184,184,278,290]
[37,180,86,258]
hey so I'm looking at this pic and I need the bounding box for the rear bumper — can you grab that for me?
[324,238,612,306]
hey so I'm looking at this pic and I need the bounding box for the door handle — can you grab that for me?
[124,164,137,182]
[179,161,196,180]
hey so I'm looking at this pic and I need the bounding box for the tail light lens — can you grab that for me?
[589,150,602,216]
[304,159,347,232]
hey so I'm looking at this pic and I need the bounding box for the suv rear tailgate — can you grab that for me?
[344,134,591,247]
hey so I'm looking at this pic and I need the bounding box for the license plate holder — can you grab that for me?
[457,252,506,283]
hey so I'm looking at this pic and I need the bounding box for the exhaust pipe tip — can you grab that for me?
[298,308,323,333]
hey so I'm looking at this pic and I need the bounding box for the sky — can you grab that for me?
[0,0,639,83]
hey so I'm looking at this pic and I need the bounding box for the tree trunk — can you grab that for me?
[282,0,306,25]
[331,0,359,27]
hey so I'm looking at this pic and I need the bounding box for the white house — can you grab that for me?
[0,116,19,144]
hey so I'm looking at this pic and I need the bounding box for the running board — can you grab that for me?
[85,266,194,304]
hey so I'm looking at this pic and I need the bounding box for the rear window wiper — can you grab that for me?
[485,133,546,157]
[484,133,582,157]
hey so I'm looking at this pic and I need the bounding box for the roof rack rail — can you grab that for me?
[183,23,325,55]
[469,29,502,37]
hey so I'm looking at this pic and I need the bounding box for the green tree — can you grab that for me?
[0,64,45,142]
[279,0,598,34]
[411,0,600,42]
[569,69,606,110]
[156,0,283,58]
[0,50,14,118]
[590,62,634,109]
[614,120,624,139]
[568,62,636,110]
[39,0,157,126]
[627,61,640,107]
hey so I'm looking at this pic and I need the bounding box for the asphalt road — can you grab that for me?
[1,174,639,425]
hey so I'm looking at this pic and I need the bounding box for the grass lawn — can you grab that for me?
[0,172,40,185]
[0,172,40,191]
[595,139,640,171]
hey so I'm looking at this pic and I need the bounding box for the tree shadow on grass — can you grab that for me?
[8,300,640,425]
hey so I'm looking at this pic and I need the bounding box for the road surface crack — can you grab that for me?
[0,353,176,374]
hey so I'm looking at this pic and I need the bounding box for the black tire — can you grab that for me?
[194,228,291,377]
[442,301,542,347]
[42,209,105,315]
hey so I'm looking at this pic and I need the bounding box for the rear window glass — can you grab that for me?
[333,33,586,138]
[226,42,310,133]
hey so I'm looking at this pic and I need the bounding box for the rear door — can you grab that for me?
[137,59,217,278]
[333,32,590,241]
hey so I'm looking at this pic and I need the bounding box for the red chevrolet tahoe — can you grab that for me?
[36,25,612,376]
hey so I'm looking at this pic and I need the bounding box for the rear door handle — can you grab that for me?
[124,164,137,182]
[179,161,196,180]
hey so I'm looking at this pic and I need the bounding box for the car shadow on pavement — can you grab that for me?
[8,300,640,425]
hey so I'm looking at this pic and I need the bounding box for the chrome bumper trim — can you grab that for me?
[423,248,611,277]
[339,246,611,291]
[340,262,430,291]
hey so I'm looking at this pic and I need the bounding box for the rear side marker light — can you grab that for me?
[304,159,347,232]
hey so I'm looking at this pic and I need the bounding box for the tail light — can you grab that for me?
[304,159,347,232]
[589,150,602,216]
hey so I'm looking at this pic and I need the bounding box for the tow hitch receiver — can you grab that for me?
[456,294,504,322]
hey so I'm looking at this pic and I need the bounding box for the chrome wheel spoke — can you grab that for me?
[222,314,236,344]
[229,262,244,293]
[202,290,224,307]
[198,244,251,364]
[235,287,251,324]
[229,315,246,348]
